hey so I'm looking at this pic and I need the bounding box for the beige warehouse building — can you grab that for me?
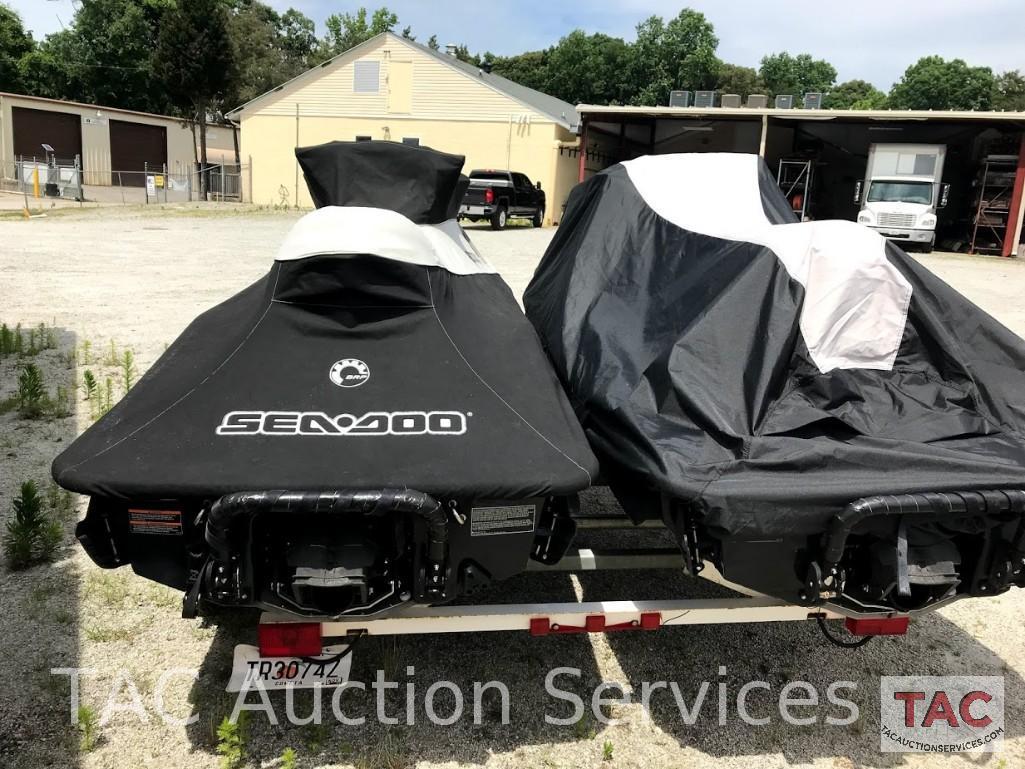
[228,32,581,224]
[0,92,238,191]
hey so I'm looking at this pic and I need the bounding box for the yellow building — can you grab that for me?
[227,32,581,224]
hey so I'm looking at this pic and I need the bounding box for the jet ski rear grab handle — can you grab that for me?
[183,489,448,619]
[805,489,1025,604]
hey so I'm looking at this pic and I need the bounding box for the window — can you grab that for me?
[355,135,372,142]
[867,181,932,205]
[353,60,380,93]
[401,137,420,147]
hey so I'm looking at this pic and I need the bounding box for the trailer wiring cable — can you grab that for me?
[815,615,874,648]
[300,629,367,665]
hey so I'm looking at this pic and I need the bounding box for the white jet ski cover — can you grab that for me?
[524,153,1025,537]
[53,141,597,500]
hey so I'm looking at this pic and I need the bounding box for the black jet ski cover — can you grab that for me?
[53,141,597,500]
[524,153,1025,538]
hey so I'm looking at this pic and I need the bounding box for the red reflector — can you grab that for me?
[484,188,494,204]
[844,616,910,636]
[258,622,322,657]
[639,612,662,630]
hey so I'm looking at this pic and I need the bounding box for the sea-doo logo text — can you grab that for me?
[216,410,468,437]
[329,358,370,388]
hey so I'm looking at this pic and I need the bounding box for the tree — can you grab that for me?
[629,10,719,106]
[0,4,34,94]
[322,6,397,56]
[278,8,318,71]
[426,34,439,51]
[227,1,287,107]
[715,63,763,98]
[155,0,238,195]
[491,49,549,92]
[401,25,414,41]
[824,79,887,110]
[993,70,1025,112]
[759,52,836,102]
[888,56,994,110]
[541,30,632,105]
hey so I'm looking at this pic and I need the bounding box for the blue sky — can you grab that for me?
[10,0,1024,90]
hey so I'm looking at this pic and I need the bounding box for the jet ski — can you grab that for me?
[54,141,599,618]
[524,152,1025,616]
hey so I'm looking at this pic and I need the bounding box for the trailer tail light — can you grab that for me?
[529,612,662,636]
[258,622,322,657]
[844,616,909,636]
[484,187,494,204]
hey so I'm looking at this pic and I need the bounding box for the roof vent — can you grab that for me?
[746,94,769,108]
[720,93,742,109]
[693,90,718,108]
[775,94,794,109]
[803,92,823,109]
[669,90,692,108]
[445,43,458,57]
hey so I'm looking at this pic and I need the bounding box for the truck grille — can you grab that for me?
[876,212,916,229]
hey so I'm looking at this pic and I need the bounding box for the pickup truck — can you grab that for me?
[458,170,546,229]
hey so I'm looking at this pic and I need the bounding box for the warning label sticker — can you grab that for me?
[128,508,183,536]
[470,505,536,536]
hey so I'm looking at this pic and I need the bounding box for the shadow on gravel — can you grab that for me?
[0,327,82,769]
[180,481,1024,768]
[185,573,606,766]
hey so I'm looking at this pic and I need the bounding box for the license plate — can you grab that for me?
[226,644,353,692]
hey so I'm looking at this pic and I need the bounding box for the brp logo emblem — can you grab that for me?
[329,359,370,388]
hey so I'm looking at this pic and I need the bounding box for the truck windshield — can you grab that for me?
[470,172,511,181]
[867,181,932,205]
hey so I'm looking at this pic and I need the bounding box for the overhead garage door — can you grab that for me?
[12,106,83,164]
[110,120,167,187]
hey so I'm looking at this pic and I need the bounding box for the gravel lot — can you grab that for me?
[1,205,1023,769]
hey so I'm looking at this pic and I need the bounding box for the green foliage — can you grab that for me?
[759,51,837,101]
[824,79,888,110]
[81,339,92,365]
[104,339,119,366]
[603,739,614,761]
[216,712,249,769]
[228,2,317,107]
[82,369,98,401]
[426,34,439,51]
[121,349,137,393]
[322,6,397,57]
[889,56,995,110]
[993,70,1025,112]
[0,323,16,356]
[52,385,72,419]
[544,31,634,106]
[280,746,298,769]
[77,704,99,752]
[17,362,46,418]
[3,480,63,570]
[715,63,764,98]
[0,3,34,93]
[630,10,720,105]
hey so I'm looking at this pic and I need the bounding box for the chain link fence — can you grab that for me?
[2,155,84,202]
[1,156,251,206]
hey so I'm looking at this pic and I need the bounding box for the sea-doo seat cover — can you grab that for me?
[53,142,598,500]
[524,153,1025,537]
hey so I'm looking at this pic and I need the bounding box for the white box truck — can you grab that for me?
[854,143,949,252]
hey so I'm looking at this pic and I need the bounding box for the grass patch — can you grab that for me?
[84,625,138,643]
[78,704,100,752]
[85,570,133,606]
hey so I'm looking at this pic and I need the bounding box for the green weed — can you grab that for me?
[603,739,614,761]
[280,747,298,769]
[3,480,63,570]
[17,363,46,418]
[121,349,136,393]
[78,704,99,752]
[216,711,249,769]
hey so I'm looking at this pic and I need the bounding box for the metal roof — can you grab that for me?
[577,104,1025,124]
[227,32,578,131]
[0,91,195,124]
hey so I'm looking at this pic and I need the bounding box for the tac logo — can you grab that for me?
[329,358,370,388]
[880,676,1004,753]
